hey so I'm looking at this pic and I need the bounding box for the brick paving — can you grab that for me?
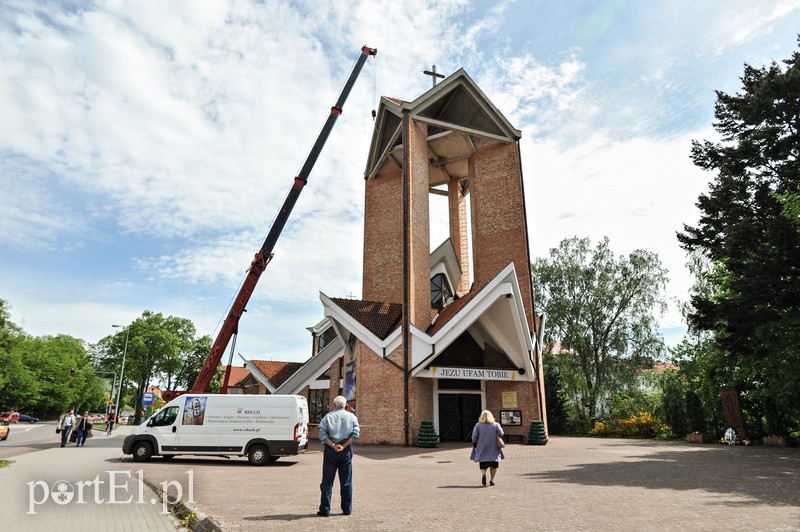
[117,436,800,531]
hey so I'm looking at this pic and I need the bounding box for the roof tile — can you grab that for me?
[250,360,305,387]
[330,298,403,340]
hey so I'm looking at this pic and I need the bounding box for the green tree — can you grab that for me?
[542,354,569,434]
[607,387,659,422]
[14,334,105,417]
[670,337,726,438]
[660,368,688,436]
[94,311,200,424]
[0,305,104,418]
[0,299,24,398]
[0,347,35,411]
[776,189,800,231]
[162,334,213,391]
[532,236,668,419]
[678,40,800,436]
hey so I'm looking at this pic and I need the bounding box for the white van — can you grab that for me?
[122,394,309,465]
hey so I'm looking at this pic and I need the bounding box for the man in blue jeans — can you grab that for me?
[318,395,360,517]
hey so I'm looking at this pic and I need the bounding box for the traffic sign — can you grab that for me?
[142,392,155,405]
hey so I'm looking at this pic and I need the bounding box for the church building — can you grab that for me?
[267,68,547,445]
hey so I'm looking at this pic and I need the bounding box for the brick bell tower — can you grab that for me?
[295,68,546,445]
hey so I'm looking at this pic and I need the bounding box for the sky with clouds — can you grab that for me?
[2,0,799,364]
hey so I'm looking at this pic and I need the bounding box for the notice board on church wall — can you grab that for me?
[502,391,518,408]
[500,410,522,426]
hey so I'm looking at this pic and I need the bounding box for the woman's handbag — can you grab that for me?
[496,435,506,449]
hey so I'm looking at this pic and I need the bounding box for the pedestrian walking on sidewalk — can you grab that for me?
[105,411,116,435]
[57,408,76,447]
[471,410,504,487]
[317,395,360,517]
[75,411,92,446]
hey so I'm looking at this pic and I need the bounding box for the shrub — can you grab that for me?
[588,412,669,439]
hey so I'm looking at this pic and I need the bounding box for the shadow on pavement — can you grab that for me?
[113,455,302,467]
[523,443,800,507]
[242,513,322,522]
[353,441,474,461]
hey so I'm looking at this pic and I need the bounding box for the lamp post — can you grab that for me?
[112,325,129,421]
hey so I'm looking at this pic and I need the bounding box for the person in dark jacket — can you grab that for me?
[105,411,116,435]
[471,409,504,486]
[75,411,92,446]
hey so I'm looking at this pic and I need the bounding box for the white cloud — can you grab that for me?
[480,53,588,139]
[524,129,715,332]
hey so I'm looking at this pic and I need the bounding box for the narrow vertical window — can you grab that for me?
[430,273,453,311]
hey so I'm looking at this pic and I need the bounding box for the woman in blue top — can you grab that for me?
[471,410,504,486]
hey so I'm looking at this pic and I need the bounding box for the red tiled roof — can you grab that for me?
[222,365,251,386]
[250,360,304,387]
[330,298,403,340]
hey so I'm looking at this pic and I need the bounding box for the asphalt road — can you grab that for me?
[0,421,57,459]
[0,421,120,459]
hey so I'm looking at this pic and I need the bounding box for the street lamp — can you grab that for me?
[112,325,129,421]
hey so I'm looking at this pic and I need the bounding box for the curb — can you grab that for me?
[144,477,223,532]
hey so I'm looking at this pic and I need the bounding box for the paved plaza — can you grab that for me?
[2,427,798,531]
[121,435,799,531]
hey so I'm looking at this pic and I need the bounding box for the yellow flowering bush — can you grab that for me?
[588,420,608,436]
[588,412,670,438]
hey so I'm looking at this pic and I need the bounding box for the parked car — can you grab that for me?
[0,411,19,423]
[0,420,9,440]
[18,414,39,423]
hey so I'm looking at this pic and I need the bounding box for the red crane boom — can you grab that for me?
[188,45,377,395]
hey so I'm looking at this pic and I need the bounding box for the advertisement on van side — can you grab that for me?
[179,396,295,428]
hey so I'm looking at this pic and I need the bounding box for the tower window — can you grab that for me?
[431,273,453,311]
[318,327,337,351]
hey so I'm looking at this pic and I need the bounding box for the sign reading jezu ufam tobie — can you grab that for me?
[431,367,518,381]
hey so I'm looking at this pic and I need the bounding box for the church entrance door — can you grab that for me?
[438,394,481,442]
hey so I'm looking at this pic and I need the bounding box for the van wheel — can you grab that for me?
[248,444,269,466]
[132,441,153,462]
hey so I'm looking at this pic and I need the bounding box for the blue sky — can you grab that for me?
[2,0,799,363]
